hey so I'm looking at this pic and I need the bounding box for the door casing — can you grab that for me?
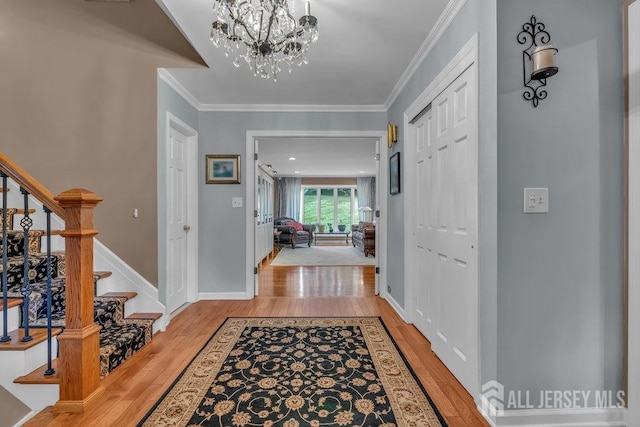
[245,130,388,299]
[164,112,199,317]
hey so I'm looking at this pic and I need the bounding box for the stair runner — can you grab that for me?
[1,210,154,377]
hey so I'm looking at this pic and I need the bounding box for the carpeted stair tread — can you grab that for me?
[0,327,63,351]
[13,359,60,385]
[2,204,155,378]
[1,253,64,293]
[99,319,153,377]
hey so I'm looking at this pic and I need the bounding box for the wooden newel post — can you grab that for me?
[53,189,104,413]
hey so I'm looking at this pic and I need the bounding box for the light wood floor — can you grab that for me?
[25,260,489,427]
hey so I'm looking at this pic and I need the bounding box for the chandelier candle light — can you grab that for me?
[210,0,319,81]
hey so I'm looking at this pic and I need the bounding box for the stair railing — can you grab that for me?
[1,151,104,411]
[0,170,58,373]
[1,172,9,343]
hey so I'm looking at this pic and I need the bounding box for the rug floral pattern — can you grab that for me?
[139,318,445,427]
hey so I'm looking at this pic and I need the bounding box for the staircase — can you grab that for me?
[0,153,165,418]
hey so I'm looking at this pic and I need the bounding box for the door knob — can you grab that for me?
[183,225,191,232]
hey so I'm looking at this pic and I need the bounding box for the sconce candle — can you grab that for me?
[517,15,559,107]
[531,44,558,80]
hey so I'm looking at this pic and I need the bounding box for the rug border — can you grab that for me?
[137,316,448,427]
[270,246,376,267]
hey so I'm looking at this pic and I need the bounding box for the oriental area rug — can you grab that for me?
[138,317,446,427]
[270,246,376,267]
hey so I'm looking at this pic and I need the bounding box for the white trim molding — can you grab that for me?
[384,0,468,110]
[382,292,407,322]
[158,68,202,110]
[200,104,387,113]
[481,406,626,427]
[627,1,640,425]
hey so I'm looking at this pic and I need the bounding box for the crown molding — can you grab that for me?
[384,0,468,110]
[159,0,465,114]
[157,68,202,110]
[198,104,386,113]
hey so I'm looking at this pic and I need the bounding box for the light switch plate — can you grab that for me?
[523,188,549,213]
[232,197,243,208]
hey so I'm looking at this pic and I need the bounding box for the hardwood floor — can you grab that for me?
[25,261,489,427]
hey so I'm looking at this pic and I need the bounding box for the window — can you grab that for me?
[301,186,359,229]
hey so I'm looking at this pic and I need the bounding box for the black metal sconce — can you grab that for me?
[517,15,559,108]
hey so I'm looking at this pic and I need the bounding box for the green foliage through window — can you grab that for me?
[301,186,358,231]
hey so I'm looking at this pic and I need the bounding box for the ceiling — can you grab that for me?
[156,0,451,176]
[258,138,377,177]
[157,0,451,107]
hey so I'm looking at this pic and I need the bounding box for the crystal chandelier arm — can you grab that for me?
[226,8,258,46]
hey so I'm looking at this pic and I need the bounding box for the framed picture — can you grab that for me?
[206,155,241,184]
[390,152,401,195]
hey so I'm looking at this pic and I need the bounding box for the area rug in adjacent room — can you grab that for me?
[138,317,446,427]
[270,246,376,266]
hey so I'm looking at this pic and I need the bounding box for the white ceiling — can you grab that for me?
[258,138,377,177]
[157,0,450,107]
[157,0,451,176]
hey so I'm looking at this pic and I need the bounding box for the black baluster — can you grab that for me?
[44,206,54,375]
[19,188,32,342]
[1,173,9,343]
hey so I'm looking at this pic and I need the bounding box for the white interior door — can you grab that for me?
[413,105,437,339]
[411,63,478,393]
[167,127,189,313]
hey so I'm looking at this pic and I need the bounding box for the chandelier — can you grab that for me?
[210,0,319,81]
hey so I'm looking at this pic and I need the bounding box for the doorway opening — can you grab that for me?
[245,131,388,299]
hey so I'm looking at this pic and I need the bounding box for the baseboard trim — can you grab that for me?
[198,292,253,300]
[480,405,627,427]
[13,410,36,427]
[382,292,407,321]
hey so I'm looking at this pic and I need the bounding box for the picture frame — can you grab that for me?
[390,152,401,195]
[205,154,241,184]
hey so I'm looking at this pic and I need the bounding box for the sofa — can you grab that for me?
[274,217,314,248]
[351,222,375,257]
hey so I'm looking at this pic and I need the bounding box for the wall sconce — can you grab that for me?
[387,123,398,148]
[517,15,558,108]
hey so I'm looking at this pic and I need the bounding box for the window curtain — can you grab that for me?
[275,177,302,220]
[356,177,376,222]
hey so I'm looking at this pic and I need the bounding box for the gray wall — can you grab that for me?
[497,0,623,404]
[197,112,386,293]
[0,385,29,426]
[157,78,200,305]
[386,0,499,388]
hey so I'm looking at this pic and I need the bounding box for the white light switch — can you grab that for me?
[523,188,549,213]
[133,208,139,218]
[232,197,243,208]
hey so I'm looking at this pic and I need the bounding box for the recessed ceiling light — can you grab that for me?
[359,171,365,174]
[294,171,300,174]
[289,157,296,160]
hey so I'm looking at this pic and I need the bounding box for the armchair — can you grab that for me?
[274,217,314,249]
[351,222,375,257]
